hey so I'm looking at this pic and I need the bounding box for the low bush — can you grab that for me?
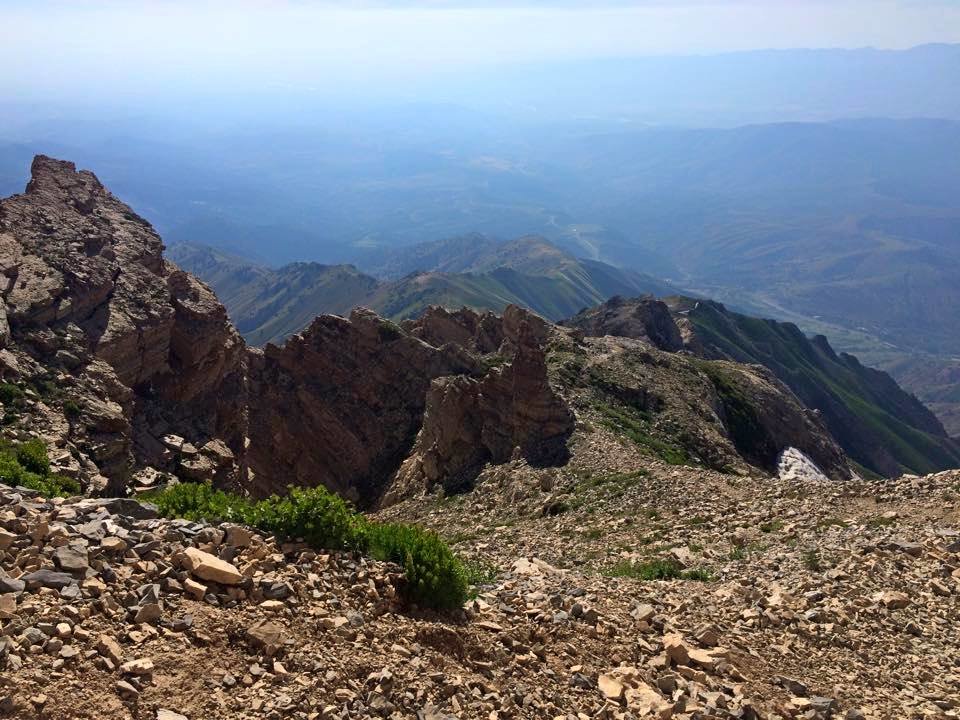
[17,439,51,475]
[145,482,470,610]
[0,383,24,405]
[367,522,467,610]
[0,439,79,498]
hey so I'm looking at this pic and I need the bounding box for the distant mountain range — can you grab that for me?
[169,236,675,345]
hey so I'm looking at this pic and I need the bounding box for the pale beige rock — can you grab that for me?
[182,547,243,586]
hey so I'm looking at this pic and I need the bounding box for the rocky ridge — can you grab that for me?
[0,157,858,505]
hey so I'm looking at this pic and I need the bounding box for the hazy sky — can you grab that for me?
[2,0,959,101]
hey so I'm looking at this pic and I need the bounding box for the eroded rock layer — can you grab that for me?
[0,156,245,491]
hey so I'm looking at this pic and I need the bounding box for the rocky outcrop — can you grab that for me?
[561,295,684,352]
[0,156,245,491]
[245,309,482,504]
[699,361,850,481]
[389,308,573,501]
[664,296,960,477]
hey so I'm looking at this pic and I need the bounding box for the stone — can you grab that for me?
[0,575,24,594]
[246,620,287,655]
[115,681,139,700]
[120,658,155,676]
[134,602,163,624]
[22,569,75,590]
[0,593,16,619]
[183,577,207,600]
[157,711,189,720]
[663,633,690,666]
[877,590,911,610]
[53,545,89,575]
[631,603,656,622]
[96,635,123,665]
[101,536,127,553]
[0,528,15,552]
[182,547,243,585]
[598,674,625,702]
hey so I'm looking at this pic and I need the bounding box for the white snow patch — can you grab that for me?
[777,447,830,483]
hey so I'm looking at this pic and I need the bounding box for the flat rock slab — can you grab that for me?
[182,547,243,586]
[22,569,76,590]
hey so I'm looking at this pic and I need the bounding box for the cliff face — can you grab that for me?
[244,309,481,504]
[561,295,684,352]
[665,296,960,477]
[0,156,246,491]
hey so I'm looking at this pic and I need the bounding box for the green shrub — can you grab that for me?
[146,482,470,610]
[145,481,256,524]
[62,399,82,418]
[254,486,367,552]
[0,383,23,405]
[16,439,50,475]
[367,522,467,610]
[0,440,79,498]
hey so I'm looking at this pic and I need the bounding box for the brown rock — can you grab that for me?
[182,547,243,585]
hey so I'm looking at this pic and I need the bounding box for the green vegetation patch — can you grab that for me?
[594,402,691,465]
[0,439,80,498]
[696,362,777,470]
[606,557,712,582]
[146,482,469,610]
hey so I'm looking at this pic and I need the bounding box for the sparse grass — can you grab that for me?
[816,517,849,530]
[62,399,82,418]
[463,558,499,589]
[866,515,897,528]
[760,519,785,533]
[593,402,692,466]
[583,527,604,540]
[0,383,24,405]
[606,557,712,582]
[802,549,822,571]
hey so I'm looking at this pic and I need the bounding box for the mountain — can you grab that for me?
[667,297,960,476]
[0,154,860,501]
[167,243,378,346]
[4,155,960,720]
[171,236,676,344]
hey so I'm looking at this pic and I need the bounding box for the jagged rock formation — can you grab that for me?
[244,309,482,504]
[389,306,573,501]
[0,156,246,492]
[561,294,684,352]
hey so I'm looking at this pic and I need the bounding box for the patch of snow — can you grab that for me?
[777,447,830,483]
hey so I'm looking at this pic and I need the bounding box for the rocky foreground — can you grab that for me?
[2,450,959,719]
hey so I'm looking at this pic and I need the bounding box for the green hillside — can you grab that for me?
[670,297,960,476]
[171,237,675,344]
